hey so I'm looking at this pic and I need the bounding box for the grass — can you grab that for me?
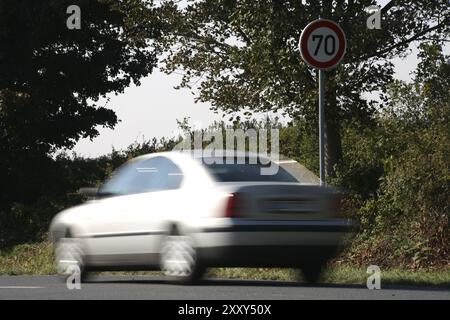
[0,241,448,288]
[0,241,55,275]
[207,267,450,288]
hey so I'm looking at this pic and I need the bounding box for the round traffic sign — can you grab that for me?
[299,19,347,70]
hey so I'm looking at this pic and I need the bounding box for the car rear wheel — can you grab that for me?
[300,261,325,284]
[160,235,204,284]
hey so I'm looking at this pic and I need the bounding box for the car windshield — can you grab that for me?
[201,157,298,182]
[97,161,138,196]
[98,156,183,196]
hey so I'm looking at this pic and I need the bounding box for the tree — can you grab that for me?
[0,0,161,152]
[0,0,161,207]
[157,0,449,178]
[388,42,450,127]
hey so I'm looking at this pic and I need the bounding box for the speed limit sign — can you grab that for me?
[299,19,346,70]
[298,19,346,186]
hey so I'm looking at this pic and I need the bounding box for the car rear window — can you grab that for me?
[201,157,298,182]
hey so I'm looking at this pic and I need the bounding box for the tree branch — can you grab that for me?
[380,0,398,15]
[351,19,449,63]
[236,26,251,46]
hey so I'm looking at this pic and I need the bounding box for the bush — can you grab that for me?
[340,123,449,268]
[0,137,179,249]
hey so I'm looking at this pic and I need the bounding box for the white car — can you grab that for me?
[49,151,352,284]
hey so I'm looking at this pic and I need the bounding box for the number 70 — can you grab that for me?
[312,35,336,56]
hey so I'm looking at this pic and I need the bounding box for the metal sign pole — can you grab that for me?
[319,69,325,186]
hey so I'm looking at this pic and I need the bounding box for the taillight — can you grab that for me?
[224,193,241,218]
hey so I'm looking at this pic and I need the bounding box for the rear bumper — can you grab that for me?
[192,218,354,267]
[198,218,353,233]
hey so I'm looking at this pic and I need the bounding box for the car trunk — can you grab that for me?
[219,182,340,220]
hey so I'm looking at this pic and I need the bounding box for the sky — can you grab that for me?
[73,70,224,157]
[72,1,431,157]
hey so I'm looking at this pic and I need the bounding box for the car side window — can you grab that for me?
[99,156,183,196]
[163,158,184,190]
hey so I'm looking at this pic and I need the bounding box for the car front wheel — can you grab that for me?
[54,237,88,283]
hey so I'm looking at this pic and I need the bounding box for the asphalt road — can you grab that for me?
[0,275,448,300]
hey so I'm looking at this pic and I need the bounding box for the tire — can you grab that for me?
[160,235,204,284]
[300,261,325,284]
[54,237,89,283]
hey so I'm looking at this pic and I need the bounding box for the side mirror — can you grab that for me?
[78,187,99,198]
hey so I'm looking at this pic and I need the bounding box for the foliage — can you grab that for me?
[0,0,163,240]
[341,122,450,268]
[335,43,450,268]
[0,0,161,152]
[0,2,448,271]
[0,136,178,249]
[156,0,449,176]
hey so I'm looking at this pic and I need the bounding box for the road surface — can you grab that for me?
[0,276,448,300]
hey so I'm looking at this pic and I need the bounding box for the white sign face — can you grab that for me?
[299,19,347,70]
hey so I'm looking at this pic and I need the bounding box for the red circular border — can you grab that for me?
[299,19,346,70]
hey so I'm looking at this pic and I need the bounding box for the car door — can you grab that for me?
[84,156,184,267]
[114,156,185,261]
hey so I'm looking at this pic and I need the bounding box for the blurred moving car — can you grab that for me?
[49,151,353,284]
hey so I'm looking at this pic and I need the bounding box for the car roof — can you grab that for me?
[132,150,269,161]
[130,150,320,184]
